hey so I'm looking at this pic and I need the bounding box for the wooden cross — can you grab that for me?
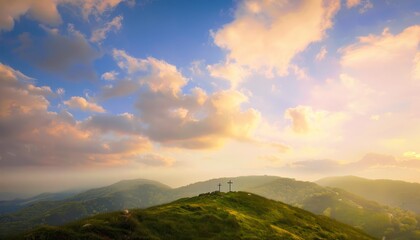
[227,180,233,192]
[217,183,221,192]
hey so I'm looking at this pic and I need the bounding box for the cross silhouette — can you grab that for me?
[227,180,233,192]
[217,183,221,192]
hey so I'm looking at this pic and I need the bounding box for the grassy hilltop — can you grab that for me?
[18,192,375,240]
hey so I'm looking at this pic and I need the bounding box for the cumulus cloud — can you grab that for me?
[0,63,152,167]
[305,26,420,156]
[0,0,128,32]
[0,0,61,32]
[207,61,250,89]
[340,26,420,86]
[136,87,261,149]
[112,49,187,94]
[285,106,311,134]
[17,24,100,80]
[112,49,262,149]
[101,70,119,80]
[91,15,123,43]
[212,0,340,77]
[112,49,148,73]
[64,96,105,112]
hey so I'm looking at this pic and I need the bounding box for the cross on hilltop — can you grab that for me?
[217,183,221,192]
[227,180,233,192]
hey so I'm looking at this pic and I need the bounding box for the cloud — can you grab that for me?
[346,0,360,8]
[81,113,142,135]
[280,153,420,176]
[91,15,123,43]
[315,46,327,61]
[0,63,152,167]
[207,61,250,89]
[56,88,65,96]
[340,26,420,86]
[0,0,61,32]
[112,49,187,94]
[305,26,420,157]
[112,49,148,73]
[0,0,128,32]
[311,74,374,113]
[285,106,311,134]
[359,0,373,14]
[189,60,205,76]
[17,24,100,80]
[66,0,128,19]
[64,96,105,112]
[135,154,175,167]
[284,105,346,135]
[101,79,140,98]
[136,88,261,149]
[112,50,262,149]
[101,70,119,80]
[212,0,340,77]
[345,0,372,13]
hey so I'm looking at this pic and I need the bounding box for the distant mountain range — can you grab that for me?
[18,192,375,240]
[1,175,420,239]
[0,191,79,215]
[317,175,420,214]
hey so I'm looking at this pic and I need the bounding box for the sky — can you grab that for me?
[1,0,420,197]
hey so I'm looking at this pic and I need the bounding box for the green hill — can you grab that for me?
[1,176,420,239]
[317,176,420,214]
[17,192,376,240]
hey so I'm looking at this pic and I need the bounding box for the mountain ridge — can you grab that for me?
[1,175,420,239]
[317,175,420,214]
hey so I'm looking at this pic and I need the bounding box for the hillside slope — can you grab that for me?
[317,176,420,214]
[19,192,376,240]
[2,176,420,239]
[0,180,172,236]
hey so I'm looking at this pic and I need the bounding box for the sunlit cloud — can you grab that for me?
[212,0,340,78]
[64,96,106,113]
[101,70,119,81]
[91,15,123,43]
[0,63,152,167]
[111,49,261,149]
[0,0,128,32]
[207,61,250,89]
[315,46,327,61]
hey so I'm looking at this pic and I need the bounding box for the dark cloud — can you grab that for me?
[81,113,143,135]
[101,79,140,99]
[17,25,100,81]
